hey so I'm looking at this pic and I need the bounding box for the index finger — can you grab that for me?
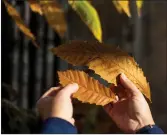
[41,86,62,98]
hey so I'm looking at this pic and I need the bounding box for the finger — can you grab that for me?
[70,118,75,125]
[104,103,113,113]
[120,73,141,96]
[114,95,119,103]
[114,84,128,100]
[61,83,79,97]
[36,96,52,110]
[37,87,60,105]
[36,86,62,105]
[41,86,62,98]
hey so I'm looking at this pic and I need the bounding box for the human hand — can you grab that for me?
[37,83,79,125]
[104,73,155,133]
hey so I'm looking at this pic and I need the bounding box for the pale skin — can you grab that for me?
[37,73,155,133]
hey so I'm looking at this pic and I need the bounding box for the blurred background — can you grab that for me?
[1,0,167,133]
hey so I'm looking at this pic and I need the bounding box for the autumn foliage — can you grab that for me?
[3,0,148,106]
[58,70,116,105]
[3,0,142,46]
[52,40,151,106]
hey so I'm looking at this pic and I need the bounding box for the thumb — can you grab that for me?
[61,83,79,97]
[120,73,141,96]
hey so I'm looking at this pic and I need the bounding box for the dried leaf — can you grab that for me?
[68,0,102,42]
[113,1,130,17]
[3,0,39,48]
[113,0,143,17]
[136,1,143,16]
[88,57,151,101]
[58,70,116,106]
[40,0,67,37]
[51,41,101,65]
[28,0,43,15]
[52,40,151,100]
[112,1,123,14]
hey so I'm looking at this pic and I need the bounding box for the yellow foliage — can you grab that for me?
[113,0,143,17]
[58,70,116,106]
[3,0,39,48]
[69,0,102,42]
[136,1,143,16]
[50,40,100,65]
[28,0,43,15]
[117,1,130,17]
[40,0,67,37]
[52,40,151,101]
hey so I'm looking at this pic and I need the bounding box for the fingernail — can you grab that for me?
[121,73,127,80]
[72,83,79,90]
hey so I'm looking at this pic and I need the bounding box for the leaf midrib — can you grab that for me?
[60,72,113,99]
